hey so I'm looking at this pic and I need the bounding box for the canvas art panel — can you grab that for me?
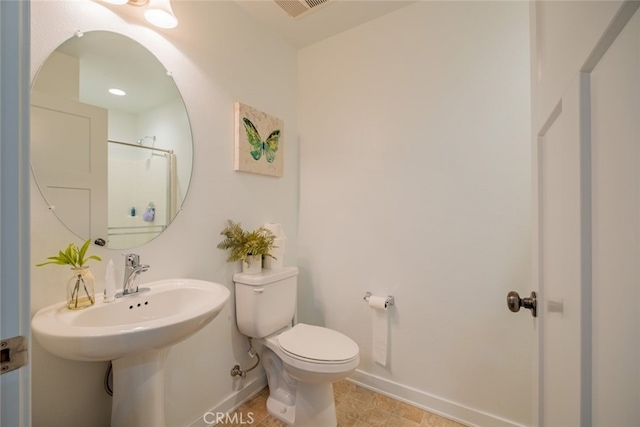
[234,102,284,177]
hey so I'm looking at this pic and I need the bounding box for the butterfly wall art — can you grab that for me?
[234,102,284,177]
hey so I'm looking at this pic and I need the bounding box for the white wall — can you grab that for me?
[30,1,298,426]
[297,2,532,426]
[108,109,138,142]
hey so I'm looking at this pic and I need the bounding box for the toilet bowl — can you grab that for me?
[233,267,360,426]
[257,323,359,426]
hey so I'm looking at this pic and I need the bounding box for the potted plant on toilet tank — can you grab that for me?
[217,220,277,274]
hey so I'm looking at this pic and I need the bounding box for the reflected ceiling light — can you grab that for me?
[144,0,178,29]
[109,88,126,96]
[102,0,129,5]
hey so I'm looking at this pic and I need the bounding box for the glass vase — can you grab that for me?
[66,266,95,310]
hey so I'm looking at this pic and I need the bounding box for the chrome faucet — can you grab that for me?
[121,253,150,296]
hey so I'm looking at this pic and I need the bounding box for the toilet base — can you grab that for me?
[293,381,337,427]
[266,395,295,425]
[267,382,336,427]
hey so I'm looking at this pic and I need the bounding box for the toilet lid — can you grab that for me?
[277,323,359,362]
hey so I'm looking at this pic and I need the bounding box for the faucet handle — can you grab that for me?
[123,253,140,267]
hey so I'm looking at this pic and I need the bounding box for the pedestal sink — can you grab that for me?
[32,278,230,427]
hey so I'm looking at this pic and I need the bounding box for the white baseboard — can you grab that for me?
[186,375,268,427]
[348,370,526,427]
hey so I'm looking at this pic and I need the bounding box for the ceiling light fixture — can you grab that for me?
[144,0,179,29]
[109,88,126,96]
[100,0,178,29]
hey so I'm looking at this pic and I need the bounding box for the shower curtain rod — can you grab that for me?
[108,139,174,154]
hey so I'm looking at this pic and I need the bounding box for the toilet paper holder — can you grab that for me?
[363,292,394,307]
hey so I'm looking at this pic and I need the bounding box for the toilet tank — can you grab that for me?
[233,267,298,338]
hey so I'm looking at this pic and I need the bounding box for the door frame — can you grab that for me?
[0,1,31,426]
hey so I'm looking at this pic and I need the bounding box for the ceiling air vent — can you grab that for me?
[274,0,331,18]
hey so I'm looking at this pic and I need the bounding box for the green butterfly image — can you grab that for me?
[243,117,280,163]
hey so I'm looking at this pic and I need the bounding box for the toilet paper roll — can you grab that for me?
[263,255,283,270]
[368,296,389,366]
[263,223,287,239]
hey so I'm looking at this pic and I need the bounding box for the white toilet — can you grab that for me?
[234,267,360,427]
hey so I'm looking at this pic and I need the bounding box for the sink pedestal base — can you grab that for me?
[111,349,168,427]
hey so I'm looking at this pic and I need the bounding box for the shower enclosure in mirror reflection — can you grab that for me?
[31,31,193,249]
[107,139,176,248]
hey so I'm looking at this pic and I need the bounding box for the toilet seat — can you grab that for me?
[261,323,360,379]
[277,323,359,364]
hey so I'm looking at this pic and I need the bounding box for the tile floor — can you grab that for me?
[226,380,467,427]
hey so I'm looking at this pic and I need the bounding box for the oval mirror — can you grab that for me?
[31,31,193,249]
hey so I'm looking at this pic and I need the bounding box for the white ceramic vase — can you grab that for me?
[242,255,262,274]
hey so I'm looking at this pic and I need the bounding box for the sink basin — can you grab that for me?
[32,278,230,361]
[31,278,230,427]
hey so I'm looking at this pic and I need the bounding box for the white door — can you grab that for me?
[533,72,586,427]
[31,91,108,243]
[588,7,640,426]
[0,1,31,426]
[528,2,640,426]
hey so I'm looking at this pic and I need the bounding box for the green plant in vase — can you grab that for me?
[217,220,277,272]
[37,239,102,309]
